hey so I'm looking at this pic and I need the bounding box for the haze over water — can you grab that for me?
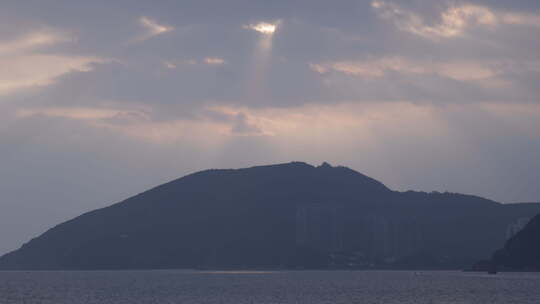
[1,270,539,304]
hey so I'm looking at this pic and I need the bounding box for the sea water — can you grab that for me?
[1,270,539,303]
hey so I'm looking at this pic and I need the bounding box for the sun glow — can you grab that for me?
[245,22,277,35]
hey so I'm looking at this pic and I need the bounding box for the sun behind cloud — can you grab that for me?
[244,22,278,35]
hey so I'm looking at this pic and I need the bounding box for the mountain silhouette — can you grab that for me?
[1,162,539,270]
[491,212,540,271]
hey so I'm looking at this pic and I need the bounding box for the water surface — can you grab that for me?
[1,270,539,303]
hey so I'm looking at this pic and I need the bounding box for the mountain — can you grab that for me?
[491,212,540,271]
[1,162,539,270]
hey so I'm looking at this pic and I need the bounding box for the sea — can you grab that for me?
[0,270,539,303]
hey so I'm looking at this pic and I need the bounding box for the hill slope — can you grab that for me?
[1,162,539,270]
[492,213,540,270]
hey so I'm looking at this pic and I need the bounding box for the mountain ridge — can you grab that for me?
[1,161,539,270]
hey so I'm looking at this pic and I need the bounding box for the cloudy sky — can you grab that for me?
[1,0,540,254]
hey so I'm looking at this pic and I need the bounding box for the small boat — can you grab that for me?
[488,263,497,275]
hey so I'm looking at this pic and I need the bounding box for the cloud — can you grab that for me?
[230,112,265,136]
[435,62,507,87]
[16,106,150,122]
[205,102,440,141]
[371,1,540,40]
[163,57,225,69]
[311,57,427,78]
[502,13,540,27]
[208,107,269,136]
[0,29,104,96]
[14,103,252,142]
[163,61,177,69]
[203,57,226,65]
[0,29,72,55]
[0,55,106,96]
[137,16,174,40]
[13,104,200,143]
[371,1,495,39]
[311,57,506,88]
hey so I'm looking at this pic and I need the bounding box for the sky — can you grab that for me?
[1,0,540,255]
